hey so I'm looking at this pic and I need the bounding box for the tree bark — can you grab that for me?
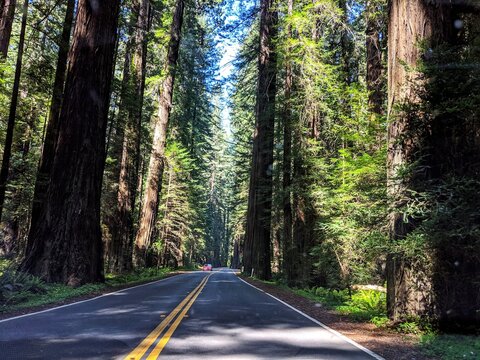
[0,0,28,223]
[366,0,384,115]
[386,0,453,320]
[0,0,16,59]
[28,0,76,241]
[282,0,293,282]
[133,0,185,268]
[22,0,121,285]
[243,0,277,280]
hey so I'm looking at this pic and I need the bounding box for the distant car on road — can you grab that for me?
[202,264,213,271]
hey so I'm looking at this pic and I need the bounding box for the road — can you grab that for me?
[0,269,382,359]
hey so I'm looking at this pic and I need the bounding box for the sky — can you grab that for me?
[215,0,253,138]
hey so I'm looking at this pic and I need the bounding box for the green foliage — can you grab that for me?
[370,316,389,327]
[396,321,422,335]
[420,334,480,360]
[105,267,172,286]
[0,269,47,304]
[294,286,349,307]
[337,290,386,321]
[293,286,387,323]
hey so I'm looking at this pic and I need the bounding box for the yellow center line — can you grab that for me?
[146,273,212,359]
[124,276,208,360]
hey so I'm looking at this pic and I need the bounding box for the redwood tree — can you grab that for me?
[133,0,185,267]
[22,0,121,285]
[243,0,277,280]
[0,0,16,58]
[386,0,454,320]
[29,0,76,236]
[107,0,150,273]
[282,0,294,283]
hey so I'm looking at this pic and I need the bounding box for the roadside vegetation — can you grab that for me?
[0,261,175,314]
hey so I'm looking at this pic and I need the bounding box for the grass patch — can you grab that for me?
[0,266,174,314]
[420,333,480,360]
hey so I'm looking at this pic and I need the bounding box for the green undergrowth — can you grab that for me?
[293,286,388,323]
[420,334,480,360]
[0,266,173,314]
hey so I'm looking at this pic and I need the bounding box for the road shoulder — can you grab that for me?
[238,275,432,360]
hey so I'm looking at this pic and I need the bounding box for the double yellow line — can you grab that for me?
[125,274,212,360]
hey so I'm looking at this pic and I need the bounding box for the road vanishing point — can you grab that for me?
[0,269,383,359]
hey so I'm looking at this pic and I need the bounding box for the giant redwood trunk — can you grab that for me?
[107,0,150,273]
[133,0,185,268]
[0,0,27,223]
[0,0,16,58]
[243,0,277,280]
[386,0,454,320]
[22,0,120,285]
[29,0,75,238]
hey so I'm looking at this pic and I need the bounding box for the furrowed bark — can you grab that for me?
[22,0,121,285]
[0,0,16,59]
[387,0,453,320]
[29,0,76,241]
[243,0,277,280]
[282,0,294,283]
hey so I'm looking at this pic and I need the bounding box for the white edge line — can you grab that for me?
[0,272,188,324]
[237,275,385,360]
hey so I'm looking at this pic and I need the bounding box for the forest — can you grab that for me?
[0,0,479,341]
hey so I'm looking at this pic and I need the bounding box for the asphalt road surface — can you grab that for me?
[0,268,382,359]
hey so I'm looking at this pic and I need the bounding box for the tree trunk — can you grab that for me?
[386,0,453,320]
[0,0,16,59]
[133,0,185,268]
[106,0,150,273]
[282,0,294,282]
[21,0,121,285]
[0,0,28,223]
[232,237,240,269]
[339,0,351,84]
[292,150,316,286]
[243,0,277,280]
[28,0,75,241]
[366,0,384,115]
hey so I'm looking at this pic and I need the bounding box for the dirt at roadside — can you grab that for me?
[239,275,433,360]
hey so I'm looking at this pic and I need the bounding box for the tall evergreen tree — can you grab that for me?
[106,0,150,273]
[243,0,277,280]
[22,0,121,285]
[134,0,185,267]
